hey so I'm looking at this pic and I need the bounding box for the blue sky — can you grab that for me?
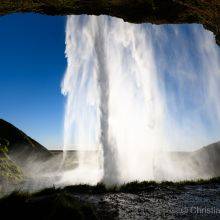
[0,13,66,149]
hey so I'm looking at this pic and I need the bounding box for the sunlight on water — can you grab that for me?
[61,15,220,185]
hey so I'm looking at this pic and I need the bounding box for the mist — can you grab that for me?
[61,15,220,185]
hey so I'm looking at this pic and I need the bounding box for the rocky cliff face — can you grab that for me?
[0,0,219,45]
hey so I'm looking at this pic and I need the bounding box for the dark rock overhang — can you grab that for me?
[0,0,219,45]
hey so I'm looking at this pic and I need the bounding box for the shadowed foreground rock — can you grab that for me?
[0,0,219,45]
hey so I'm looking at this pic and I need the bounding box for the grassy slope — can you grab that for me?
[0,152,24,190]
[0,155,23,183]
[0,119,51,156]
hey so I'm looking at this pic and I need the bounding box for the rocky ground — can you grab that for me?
[1,180,220,219]
[73,183,220,219]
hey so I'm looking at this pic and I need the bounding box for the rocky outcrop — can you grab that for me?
[0,0,219,45]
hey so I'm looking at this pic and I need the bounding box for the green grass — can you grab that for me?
[62,176,220,194]
[0,154,24,186]
[0,138,24,192]
[64,182,117,194]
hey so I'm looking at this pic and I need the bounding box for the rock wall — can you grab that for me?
[0,0,219,45]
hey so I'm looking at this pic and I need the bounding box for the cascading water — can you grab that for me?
[61,15,220,185]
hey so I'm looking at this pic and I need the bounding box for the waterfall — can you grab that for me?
[61,15,220,185]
